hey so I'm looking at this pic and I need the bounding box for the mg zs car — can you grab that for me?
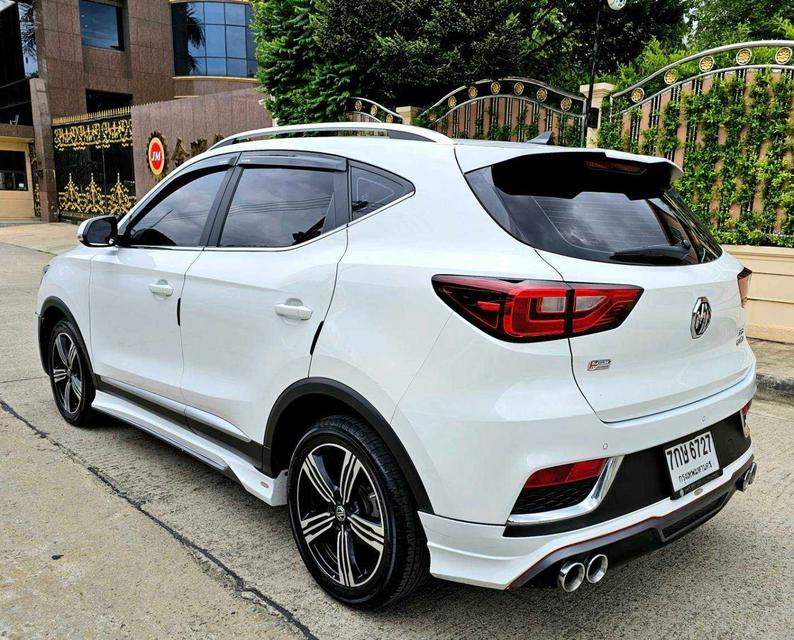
[36,122,757,608]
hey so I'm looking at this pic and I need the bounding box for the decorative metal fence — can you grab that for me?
[52,107,136,220]
[344,97,404,124]
[420,78,586,145]
[599,41,794,243]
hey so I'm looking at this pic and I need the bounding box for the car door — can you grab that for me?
[179,151,349,444]
[90,154,236,401]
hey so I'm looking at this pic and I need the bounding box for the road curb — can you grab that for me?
[756,373,794,401]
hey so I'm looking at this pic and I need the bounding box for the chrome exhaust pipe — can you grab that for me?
[585,553,608,584]
[739,461,757,492]
[557,560,585,592]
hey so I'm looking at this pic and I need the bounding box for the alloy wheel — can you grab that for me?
[51,332,83,415]
[296,443,386,588]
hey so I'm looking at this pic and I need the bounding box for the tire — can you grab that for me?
[48,319,95,426]
[287,415,429,609]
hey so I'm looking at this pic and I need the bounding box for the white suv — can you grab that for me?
[36,122,757,608]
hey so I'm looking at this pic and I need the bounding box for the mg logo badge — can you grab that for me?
[690,297,712,338]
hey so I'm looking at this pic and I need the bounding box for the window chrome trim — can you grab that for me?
[346,190,415,226]
[506,455,624,525]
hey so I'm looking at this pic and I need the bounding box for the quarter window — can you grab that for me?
[350,165,412,219]
[126,169,227,247]
[219,167,337,248]
[79,0,124,51]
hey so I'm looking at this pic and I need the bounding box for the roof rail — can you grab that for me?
[209,122,452,150]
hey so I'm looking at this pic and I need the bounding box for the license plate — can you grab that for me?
[664,431,721,498]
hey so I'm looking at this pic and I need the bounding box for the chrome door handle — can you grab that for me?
[274,301,313,320]
[148,281,173,297]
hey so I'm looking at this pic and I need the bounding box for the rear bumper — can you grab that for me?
[419,447,754,590]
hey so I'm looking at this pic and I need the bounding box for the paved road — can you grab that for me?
[1,240,792,639]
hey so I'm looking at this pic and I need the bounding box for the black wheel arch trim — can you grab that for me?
[38,296,91,376]
[264,377,434,514]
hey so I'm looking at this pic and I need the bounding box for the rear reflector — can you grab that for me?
[524,459,607,489]
[741,400,752,418]
[738,267,752,308]
[432,276,642,342]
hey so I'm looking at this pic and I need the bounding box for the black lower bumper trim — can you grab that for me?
[510,455,754,588]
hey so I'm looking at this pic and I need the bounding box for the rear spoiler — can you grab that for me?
[455,145,682,183]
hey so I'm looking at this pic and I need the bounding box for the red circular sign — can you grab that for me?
[148,137,165,176]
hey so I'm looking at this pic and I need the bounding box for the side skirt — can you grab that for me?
[91,389,288,506]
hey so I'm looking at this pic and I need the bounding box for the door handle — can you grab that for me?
[274,301,313,320]
[149,281,173,297]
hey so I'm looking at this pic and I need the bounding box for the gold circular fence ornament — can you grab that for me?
[630,87,645,103]
[369,104,378,116]
[735,48,752,65]
[354,99,363,112]
[385,114,394,123]
[698,56,715,73]
[775,47,793,65]
[447,95,457,108]
[664,69,678,85]
[513,82,524,96]
[536,88,548,102]
[490,81,501,95]
[467,86,478,98]
[560,97,572,112]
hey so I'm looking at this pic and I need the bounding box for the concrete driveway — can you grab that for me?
[1,239,792,639]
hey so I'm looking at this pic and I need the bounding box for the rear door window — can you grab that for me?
[465,153,721,265]
[219,167,339,248]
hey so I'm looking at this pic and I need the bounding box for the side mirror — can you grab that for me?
[78,215,118,247]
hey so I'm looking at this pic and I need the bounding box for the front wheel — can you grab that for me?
[48,319,95,425]
[287,415,428,609]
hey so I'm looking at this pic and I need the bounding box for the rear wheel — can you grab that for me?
[48,319,95,426]
[287,415,428,609]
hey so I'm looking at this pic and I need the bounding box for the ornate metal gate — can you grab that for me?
[420,78,586,145]
[52,107,136,220]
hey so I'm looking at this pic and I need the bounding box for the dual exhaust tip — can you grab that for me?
[557,554,608,592]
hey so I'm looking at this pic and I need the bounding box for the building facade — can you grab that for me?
[0,0,261,221]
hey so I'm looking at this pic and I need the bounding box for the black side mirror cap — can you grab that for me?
[78,215,118,247]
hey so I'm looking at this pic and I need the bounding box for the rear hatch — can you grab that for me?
[462,147,753,422]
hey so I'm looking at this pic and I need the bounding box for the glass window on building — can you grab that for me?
[86,89,132,112]
[0,151,29,191]
[172,2,257,79]
[0,0,38,125]
[80,0,124,50]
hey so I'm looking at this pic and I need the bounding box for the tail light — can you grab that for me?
[524,459,607,489]
[432,275,642,342]
[738,267,752,308]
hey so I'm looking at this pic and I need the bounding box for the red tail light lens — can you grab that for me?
[524,459,607,489]
[432,276,642,342]
[738,267,752,308]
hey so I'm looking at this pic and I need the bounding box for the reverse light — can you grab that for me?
[432,276,642,342]
[738,267,752,308]
[524,459,607,489]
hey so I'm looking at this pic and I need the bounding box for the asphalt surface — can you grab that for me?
[1,240,793,639]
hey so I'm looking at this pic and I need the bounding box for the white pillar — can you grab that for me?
[579,82,615,148]
[396,106,420,125]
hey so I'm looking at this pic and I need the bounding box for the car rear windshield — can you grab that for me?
[465,152,722,265]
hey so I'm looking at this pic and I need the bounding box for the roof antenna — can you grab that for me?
[528,131,555,145]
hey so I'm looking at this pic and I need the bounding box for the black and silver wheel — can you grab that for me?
[48,319,94,425]
[287,415,428,609]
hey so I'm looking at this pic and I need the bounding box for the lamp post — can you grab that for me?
[585,0,626,129]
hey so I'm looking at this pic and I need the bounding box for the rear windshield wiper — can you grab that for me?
[610,239,690,263]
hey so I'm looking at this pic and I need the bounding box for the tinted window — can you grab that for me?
[466,153,721,265]
[127,170,226,246]
[220,167,336,248]
[0,150,28,191]
[350,165,412,219]
[79,0,123,50]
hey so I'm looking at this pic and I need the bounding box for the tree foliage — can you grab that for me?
[253,0,687,120]
[689,0,794,49]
